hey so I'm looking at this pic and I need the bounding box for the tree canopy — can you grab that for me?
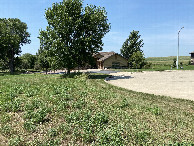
[120,30,144,65]
[39,0,110,73]
[0,18,31,73]
[128,51,145,69]
[20,53,36,69]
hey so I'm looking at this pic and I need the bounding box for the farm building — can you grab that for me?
[189,51,194,65]
[93,52,128,69]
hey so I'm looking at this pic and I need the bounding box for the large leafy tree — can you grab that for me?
[20,53,37,69]
[0,18,31,74]
[39,0,110,74]
[120,30,144,67]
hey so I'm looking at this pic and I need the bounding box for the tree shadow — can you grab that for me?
[88,74,111,79]
[0,72,22,76]
[60,72,83,78]
[105,75,133,81]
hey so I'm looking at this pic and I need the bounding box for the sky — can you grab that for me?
[0,0,194,57]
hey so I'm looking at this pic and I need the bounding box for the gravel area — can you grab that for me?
[107,70,194,101]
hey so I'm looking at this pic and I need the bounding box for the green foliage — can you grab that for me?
[9,136,24,146]
[39,0,110,73]
[128,51,145,69]
[20,53,37,69]
[0,124,12,136]
[96,125,126,145]
[0,113,11,124]
[23,120,36,132]
[0,59,8,71]
[35,49,50,73]
[120,30,144,67]
[48,128,58,137]
[143,62,152,69]
[24,106,51,124]
[1,99,23,112]
[120,98,129,108]
[147,106,162,116]
[0,18,31,74]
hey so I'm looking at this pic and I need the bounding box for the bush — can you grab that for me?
[143,62,152,69]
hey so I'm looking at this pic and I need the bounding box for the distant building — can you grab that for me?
[93,52,128,69]
[189,51,194,65]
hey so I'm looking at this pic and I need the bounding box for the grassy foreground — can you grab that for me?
[0,73,193,145]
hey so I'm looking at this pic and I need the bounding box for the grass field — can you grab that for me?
[145,56,191,65]
[0,73,193,145]
[112,56,194,72]
[146,56,194,71]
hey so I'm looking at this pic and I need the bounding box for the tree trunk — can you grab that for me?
[67,68,70,74]
[9,59,14,74]
[46,68,48,74]
[9,48,15,74]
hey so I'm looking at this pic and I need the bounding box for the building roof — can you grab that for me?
[98,52,116,61]
[94,51,127,62]
[189,51,194,54]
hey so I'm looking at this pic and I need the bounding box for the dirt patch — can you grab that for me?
[0,134,8,146]
[107,70,194,101]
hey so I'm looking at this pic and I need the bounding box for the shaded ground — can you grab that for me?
[107,70,194,101]
[46,69,119,74]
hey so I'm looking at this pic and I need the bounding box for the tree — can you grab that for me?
[120,30,144,67]
[0,18,31,74]
[35,49,50,74]
[128,51,145,69]
[20,53,36,69]
[39,0,110,74]
[0,59,8,71]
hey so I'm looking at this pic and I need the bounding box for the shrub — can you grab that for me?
[143,62,152,69]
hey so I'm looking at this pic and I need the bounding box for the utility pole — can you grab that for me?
[177,27,184,69]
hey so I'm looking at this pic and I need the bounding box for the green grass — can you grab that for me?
[113,64,194,72]
[146,56,190,65]
[112,56,194,72]
[0,73,193,145]
[146,56,194,71]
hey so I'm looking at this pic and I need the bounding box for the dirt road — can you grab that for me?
[107,70,194,101]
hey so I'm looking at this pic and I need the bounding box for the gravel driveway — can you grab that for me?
[107,70,194,101]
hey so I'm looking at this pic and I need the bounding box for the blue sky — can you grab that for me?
[0,0,194,57]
